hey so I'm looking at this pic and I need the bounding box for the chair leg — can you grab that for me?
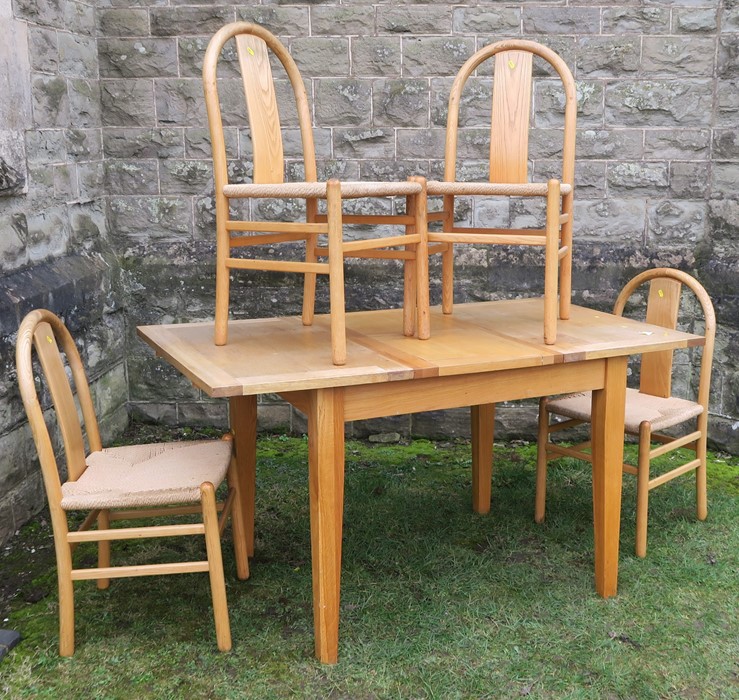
[535,397,550,524]
[201,482,232,652]
[303,198,319,327]
[441,194,455,315]
[226,453,250,581]
[412,176,430,340]
[543,180,560,346]
[57,537,76,656]
[559,191,573,321]
[214,218,230,346]
[696,415,708,521]
[635,423,651,558]
[326,180,346,366]
[96,509,111,590]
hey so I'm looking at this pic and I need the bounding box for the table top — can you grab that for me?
[137,299,704,398]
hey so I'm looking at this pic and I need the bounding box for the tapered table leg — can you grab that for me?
[230,395,257,558]
[471,403,495,514]
[590,356,627,598]
[308,387,345,664]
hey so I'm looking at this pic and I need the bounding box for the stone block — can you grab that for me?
[66,129,103,161]
[236,5,309,36]
[674,8,718,33]
[177,401,229,429]
[107,195,192,242]
[68,79,102,128]
[353,415,412,439]
[314,79,372,126]
[28,27,58,73]
[523,6,600,35]
[647,200,706,247]
[351,37,401,77]
[574,198,647,241]
[644,129,711,159]
[89,363,127,423]
[602,7,670,34]
[126,354,201,403]
[13,0,63,29]
[99,38,178,78]
[412,409,471,440]
[54,164,78,201]
[177,37,216,79]
[575,129,643,160]
[104,160,160,195]
[360,159,428,182]
[431,76,492,129]
[722,8,739,33]
[572,161,607,198]
[377,6,452,35]
[185,127,236,159]
[608,162,669,194]
[103,127,184,158]
[69,200,108,249]
[576,37,640,77]
[78,162,105,200]
[65,1,95,36]
[711,162,739,197]
[154,78,208,127]
[101,79,155,127]
[159,159,213,195]
[670,162,711,198]
[26,206,70,262]
[718,34,739,78]
[129,402,178,426]
[403,37,474,78]
[715,79,739,126]
[255,403,292,432]
[0,213,26,270]
[97,8,150,37]
[713,129,739,159]
[452,6,519,34]
[537,80,603,128]
[334,128,395,159]
[58,32,97,79]
[31,75,70,128]
[642,37,716,77]
[605,80,713,126]
[395,128,445,160]
[150,6,236,37]
[290,38,350,77]
[310,6,374,35]
[473,198,509,229]
[372,79,429,127]
[25,130,66,164]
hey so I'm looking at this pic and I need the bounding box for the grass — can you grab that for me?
[1,431,737,699]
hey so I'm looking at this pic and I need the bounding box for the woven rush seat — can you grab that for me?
[547,387,704,435]
[61,440,232,511]
[426,181,572,197]
[222,180,422,200]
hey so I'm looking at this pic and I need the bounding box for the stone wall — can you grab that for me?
[105,1,737,452]
[0,0,126,544]
[0,1,737,544]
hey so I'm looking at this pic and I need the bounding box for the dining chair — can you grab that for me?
[426,39,576,345]
[15,309,249,656]
[535,269,716,557]
[203,22,430,365]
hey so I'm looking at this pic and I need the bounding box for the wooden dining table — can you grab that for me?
[137,298,703,664]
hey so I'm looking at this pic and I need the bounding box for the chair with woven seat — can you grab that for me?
[203,22,430,366]
[427,39,576,345]
[16,309,249,656]
[535,269,716,557]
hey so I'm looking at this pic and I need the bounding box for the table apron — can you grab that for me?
[281,359,607,422]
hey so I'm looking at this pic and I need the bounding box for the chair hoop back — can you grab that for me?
[16,310,102,490]
[444,39,577,186]
[613,268,716,407]
[203,22,318,191]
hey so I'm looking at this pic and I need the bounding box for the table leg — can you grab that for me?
[590,356,627,598]
[308,387,345,664]
[230,395,257,558]
[471,403,495,514]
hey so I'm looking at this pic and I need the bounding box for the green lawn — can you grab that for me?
[1,433,737,699]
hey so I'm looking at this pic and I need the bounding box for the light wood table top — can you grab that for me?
[138,298,702,396]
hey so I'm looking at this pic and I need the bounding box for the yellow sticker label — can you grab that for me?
[47,335,53,343]
[508,59,516,70]
[247,46,255,56]
[658,289,664,298]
